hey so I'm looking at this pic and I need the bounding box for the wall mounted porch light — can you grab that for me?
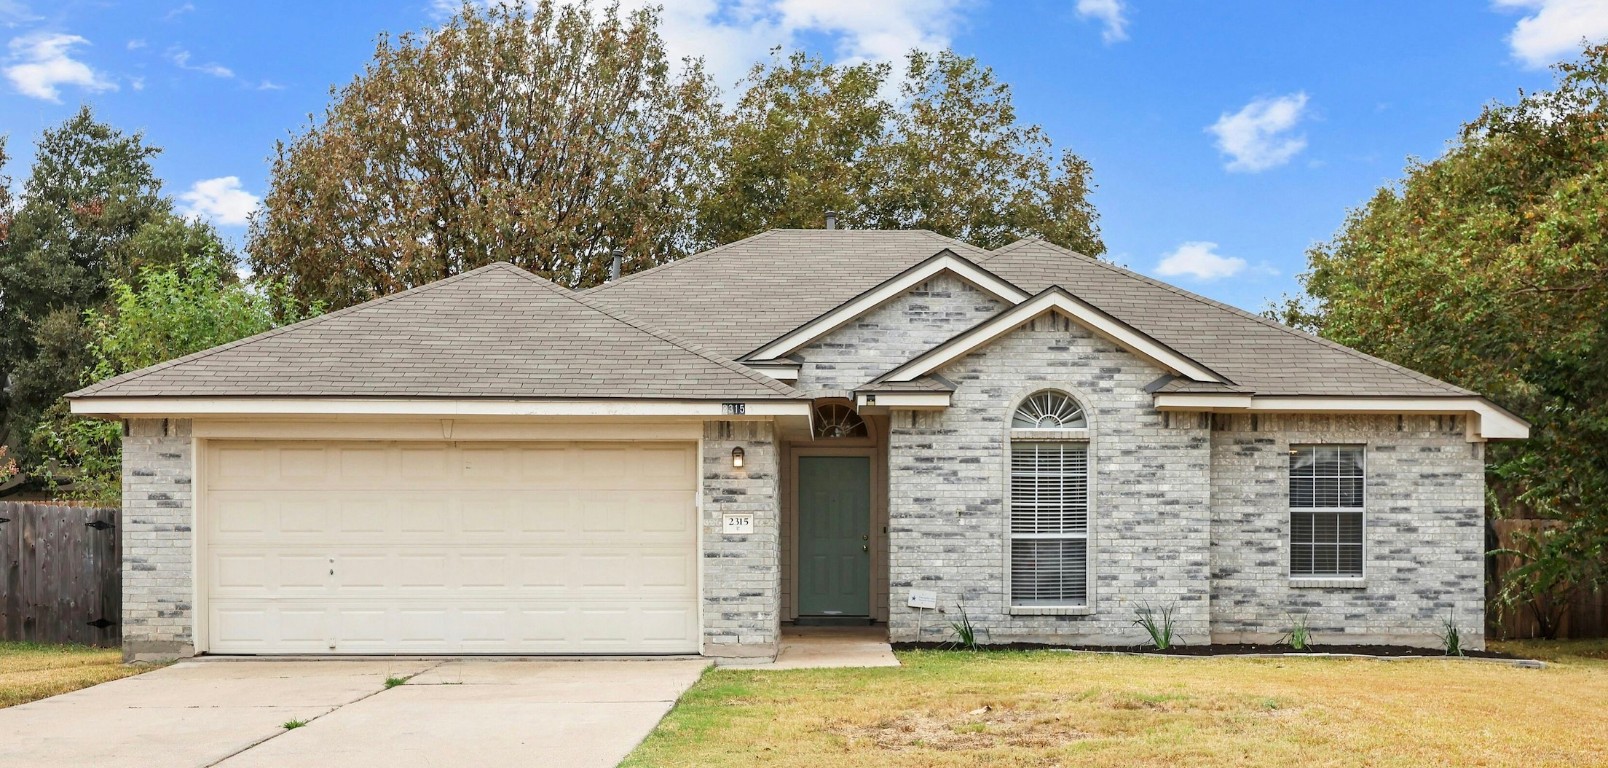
[731,447,745,468]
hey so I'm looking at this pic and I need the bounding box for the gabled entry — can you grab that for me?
[796,456,872,617]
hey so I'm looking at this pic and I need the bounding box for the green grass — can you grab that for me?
[0,641,150,709]
[624,642,1608,767]
[384,675,409,689]
[283,719,308,730]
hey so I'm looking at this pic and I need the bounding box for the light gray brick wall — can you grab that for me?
[887,314,1214,646]
[1208,413,1486,649]
[794,274,1003,393]
[701,421,782,659]
[121,418,195,661]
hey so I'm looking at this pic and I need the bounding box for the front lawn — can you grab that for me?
[0,641,149,709]
[625,643,1608,767]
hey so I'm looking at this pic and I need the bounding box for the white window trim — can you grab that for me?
[1005,390,1095,615]
[1287,444,1367,582]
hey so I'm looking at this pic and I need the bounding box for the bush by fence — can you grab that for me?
[1490,518,1608,640]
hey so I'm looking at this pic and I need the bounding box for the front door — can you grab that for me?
[797,456,872,616]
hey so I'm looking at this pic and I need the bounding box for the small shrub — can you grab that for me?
[947,603,981,651]
[1282,614,1312,650]
[283,719,307,730]
[1133,603,1178,650]
[1439,612,1465,657]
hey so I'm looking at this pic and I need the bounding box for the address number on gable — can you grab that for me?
[722,402,746,415]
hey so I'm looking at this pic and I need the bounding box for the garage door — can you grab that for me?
[202,441,699,654]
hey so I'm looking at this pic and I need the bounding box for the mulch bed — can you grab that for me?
[891,641,1521,659]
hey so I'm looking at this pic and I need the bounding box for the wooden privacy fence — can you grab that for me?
[0,502,121,647]
[1490,518,1608,640]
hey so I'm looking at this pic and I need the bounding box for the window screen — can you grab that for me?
[1010,441,1089,605]
[1289,445,1364,577]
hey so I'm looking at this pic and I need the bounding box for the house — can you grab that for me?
[68,230,1528,661]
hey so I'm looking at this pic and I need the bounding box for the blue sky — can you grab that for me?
[2,1,1605,313]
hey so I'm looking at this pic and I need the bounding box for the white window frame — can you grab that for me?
[1287,444,1367,582]
[1005,389,1094,615]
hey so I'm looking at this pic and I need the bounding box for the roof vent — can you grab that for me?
[608,249,622,282]
[824,210,837,230]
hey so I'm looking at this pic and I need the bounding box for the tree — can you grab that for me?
[1292,44,1608,620]
[0,107,179,458]
[30,257,318,502]
[876,50,1102,253]
[248,0,719,309]
[696,51,894,241]
[698,50,1105,255]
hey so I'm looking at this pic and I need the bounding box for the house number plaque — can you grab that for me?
[722,514,755,534]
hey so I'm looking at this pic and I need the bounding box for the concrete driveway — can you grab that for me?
[0,658,708,768]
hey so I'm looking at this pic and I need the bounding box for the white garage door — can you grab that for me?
[202,441,699,654]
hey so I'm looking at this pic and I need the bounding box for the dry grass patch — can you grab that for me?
[0,641,149,709]
[624,645,1608,767]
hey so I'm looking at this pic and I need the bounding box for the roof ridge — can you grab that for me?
[984,238,1472,396]
[580,230,780,295]
[70,263,510,399]
[500,266,802,398]
[914,229,990,256]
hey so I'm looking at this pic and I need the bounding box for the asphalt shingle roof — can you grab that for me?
[589,230,1473,399]
[582,229,991,360]
[71,262,800,401]
[971,239,1472,397]
[72,230,1476,402]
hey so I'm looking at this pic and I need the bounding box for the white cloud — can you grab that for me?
[256,79,284,91]
[1155,241,1246,281]
[4,32,116,102]
[1207,92,1309,173]
[168,47,233,78]
[1075,0,1128,43]
[127,38,147,50]
[1,1,38,27]
[1494,0,1608,68]
[165,2,195,21]
[179,176,260,227]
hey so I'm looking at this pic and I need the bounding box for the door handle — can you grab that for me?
[862,544,869,552]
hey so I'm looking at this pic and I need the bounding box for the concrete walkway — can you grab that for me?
[0,658,708,768]
[757,626,901,670]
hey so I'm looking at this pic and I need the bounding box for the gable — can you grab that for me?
[792,273,1005,393]
[742,250,1029,363]
[872,288,1225,388]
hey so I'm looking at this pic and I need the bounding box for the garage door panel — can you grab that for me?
[204,440,699,654]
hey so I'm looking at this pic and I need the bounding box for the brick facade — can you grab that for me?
[700,421,783,658]
[1208,413,1486,649]
[121,418,195,662]
[114,303,1487,657]
[794,273,1003,394]
[886,313,1214,645]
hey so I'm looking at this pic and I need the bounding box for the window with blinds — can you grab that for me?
[1289,445,1365,577]
[1010,441,1089,606]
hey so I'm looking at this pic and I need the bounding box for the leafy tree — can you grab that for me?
[698,50,1104,255]
[0,107,203,461]
[696,51,894,241]
[1291,45,1608,626]
[876,50,1102,253]
[30,257,318,502]
[248,0,719,309]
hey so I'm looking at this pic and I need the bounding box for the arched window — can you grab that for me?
[1009,390,1090,608]
[812,402,868,438]
[1012,390,1087,429]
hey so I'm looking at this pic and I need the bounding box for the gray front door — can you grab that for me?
[797,456,871,616]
